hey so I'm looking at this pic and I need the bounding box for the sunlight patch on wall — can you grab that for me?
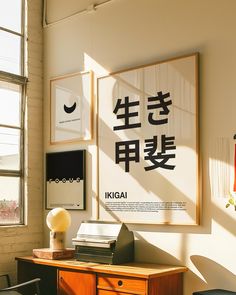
[84,53,109,76]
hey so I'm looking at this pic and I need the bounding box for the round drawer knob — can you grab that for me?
[118,280,123,286]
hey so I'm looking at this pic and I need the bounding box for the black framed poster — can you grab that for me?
[46,150,86,210]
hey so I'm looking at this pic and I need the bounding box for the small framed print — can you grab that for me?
[50,71,93,144]
[46,150,86,210]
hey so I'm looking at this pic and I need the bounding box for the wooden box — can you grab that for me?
[33,248,75,260]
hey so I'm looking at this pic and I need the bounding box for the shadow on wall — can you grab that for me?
[134,231,185,265]
[132,232,207,294]
[191,255,236,292]
[129,231,236,294]
[97,115,199,224]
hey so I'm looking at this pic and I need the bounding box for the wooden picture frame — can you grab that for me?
[46,150,86,210]
[50,71,93,144]
[97,53,200,225]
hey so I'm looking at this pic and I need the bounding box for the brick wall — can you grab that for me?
[0,0,43,284]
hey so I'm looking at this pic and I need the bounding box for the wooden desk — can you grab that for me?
[16,256,187,295]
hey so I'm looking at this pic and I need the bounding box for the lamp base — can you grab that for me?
[33,248,75,260]
[50,231,66,250]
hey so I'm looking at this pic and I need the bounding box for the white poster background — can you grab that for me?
[46,181,84,210]
[97,54,199,225]
[50,71,92,143]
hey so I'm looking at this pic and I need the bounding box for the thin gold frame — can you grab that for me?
[50,70,93,145]
[97,53,200,225]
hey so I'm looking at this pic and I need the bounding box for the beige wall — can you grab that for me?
[44,0,236,294]
[0,0,44,283]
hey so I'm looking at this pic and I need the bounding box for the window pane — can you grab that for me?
[0,176,21,224]
[0,81,21,127]
[0,30,21,75]
[0,0,22,33]
[0,127,20,170]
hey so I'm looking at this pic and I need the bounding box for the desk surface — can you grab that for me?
[16,256,188,279]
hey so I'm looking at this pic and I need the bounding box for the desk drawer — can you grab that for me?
[97,274,146,294]
[98,290,136,295]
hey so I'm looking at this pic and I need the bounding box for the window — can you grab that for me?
[0,0,26,225]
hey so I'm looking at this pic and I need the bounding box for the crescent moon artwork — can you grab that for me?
[64,102,77,113]
[50,70,93,143]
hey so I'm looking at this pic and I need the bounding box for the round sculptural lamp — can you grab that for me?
[46,207,71,250]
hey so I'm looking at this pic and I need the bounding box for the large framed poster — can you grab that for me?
[46,150,86,210]
[97,53,200,225]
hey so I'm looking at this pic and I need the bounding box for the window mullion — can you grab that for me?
[21,0,26,76]
[0,124,21,130]
[0,170,22,177]
[0,71,27,85]
[0,26,23,37]
[20,83,25,188]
